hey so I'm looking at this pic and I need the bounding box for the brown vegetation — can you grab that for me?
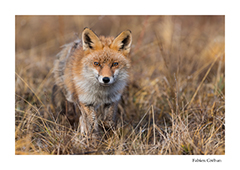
[15,15,225,155]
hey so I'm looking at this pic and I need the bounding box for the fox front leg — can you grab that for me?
[78,103,99,138]
[102,102,118,130]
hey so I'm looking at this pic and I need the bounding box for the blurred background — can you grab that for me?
[15,15,225,155]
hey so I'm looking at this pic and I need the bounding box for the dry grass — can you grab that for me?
[15,15,225,155]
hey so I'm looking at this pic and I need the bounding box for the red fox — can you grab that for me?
[52,28,132,138]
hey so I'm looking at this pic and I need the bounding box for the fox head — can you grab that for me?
[81,27,132,87]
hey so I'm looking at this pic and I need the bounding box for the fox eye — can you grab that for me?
[94,62,100,66]
[112,62,118,67]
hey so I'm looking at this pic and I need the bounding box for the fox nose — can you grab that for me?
[102,77,110,83]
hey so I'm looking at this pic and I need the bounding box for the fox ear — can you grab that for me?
[111,30,132,56]
[82,28,102,51]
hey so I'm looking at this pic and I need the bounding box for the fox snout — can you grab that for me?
[98,74,115,85]
[94,64,117,86]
